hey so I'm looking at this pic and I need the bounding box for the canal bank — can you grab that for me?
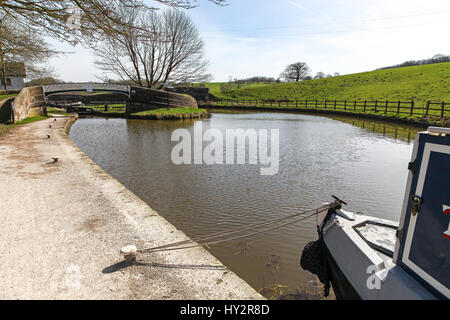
[0,116,262,299]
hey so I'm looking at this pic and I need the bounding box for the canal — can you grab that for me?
[69,111,423,299]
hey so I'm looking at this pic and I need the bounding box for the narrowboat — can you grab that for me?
[301,127,450,300]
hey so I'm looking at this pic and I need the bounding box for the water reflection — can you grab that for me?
[329,115,425,143]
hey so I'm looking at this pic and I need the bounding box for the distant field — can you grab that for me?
[206,63,450,104]
[84,104,126,113]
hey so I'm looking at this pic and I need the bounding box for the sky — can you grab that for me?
[47,0,450,82]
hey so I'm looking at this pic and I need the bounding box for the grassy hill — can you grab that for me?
[206,82,276,97]
[207,62,450,104]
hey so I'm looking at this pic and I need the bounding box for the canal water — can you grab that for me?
[69,111,423,299]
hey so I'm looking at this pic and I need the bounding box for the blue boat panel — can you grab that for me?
[398,132,450,299]
[408,151,450,288]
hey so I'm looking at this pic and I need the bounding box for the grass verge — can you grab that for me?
[0,116,50,136]
[130,107,208,120]
[0,94,18,101]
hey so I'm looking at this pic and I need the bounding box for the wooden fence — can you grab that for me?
[199,98,450,119]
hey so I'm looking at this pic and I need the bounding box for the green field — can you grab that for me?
[206,63,450,103]
[84,104,126,114]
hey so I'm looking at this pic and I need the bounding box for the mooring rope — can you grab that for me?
[135,262,228,270]
[137,202,338,255]
[139,206,320,253]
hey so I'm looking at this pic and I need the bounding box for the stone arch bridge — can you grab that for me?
[43,83,197,114]
[2,82,199,123]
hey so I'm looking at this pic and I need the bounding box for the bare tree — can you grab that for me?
[280,62,310,82]
[314,72,325,79]
[0,1,226,44]
[25,77,65,87]
[95,8,211,88]
[0,15,60,89]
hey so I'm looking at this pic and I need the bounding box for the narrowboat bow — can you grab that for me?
[301,127,450,300]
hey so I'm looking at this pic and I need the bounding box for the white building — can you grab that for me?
[1,62,26,91]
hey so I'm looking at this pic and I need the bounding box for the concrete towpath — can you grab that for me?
[0,116,263,300]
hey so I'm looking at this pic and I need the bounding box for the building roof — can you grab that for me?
[2,62,26,77]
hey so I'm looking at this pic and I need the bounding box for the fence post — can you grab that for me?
[344,100,347,110]
[305,99,308,108]
[295,100,298,108]
[353,101,356,111]
[441,102,445,119]
[315,99,318,109]
[278,100,281,108]
[324,99,327,109]
[374,100,378,112]
[385,100,388,114]
[410,100,414,116]
[364,100,367,112]
[397,101,401,115]
[426,101,430,116]
[334,100,337,110]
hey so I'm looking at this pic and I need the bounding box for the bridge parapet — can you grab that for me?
[127,86,197,113]
[43,83,131,97]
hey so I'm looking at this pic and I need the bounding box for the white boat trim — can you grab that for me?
[394,132,421,263]
[427,127,450,135]
[324,214,437,300]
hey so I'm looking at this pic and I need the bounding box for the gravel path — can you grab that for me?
[0,116,262,300]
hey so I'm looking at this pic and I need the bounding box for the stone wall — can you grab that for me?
[168,87,210,101]
[12,86,46,123]
[126,87,197,114]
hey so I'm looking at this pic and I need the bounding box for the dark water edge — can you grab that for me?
[69,111,421,299]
